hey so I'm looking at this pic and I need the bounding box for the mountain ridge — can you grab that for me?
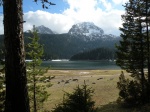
[30,22,118,41]
[0,22,121,59]
[68,22,104,40]
[23,22,121,59]
[35,25,55,34]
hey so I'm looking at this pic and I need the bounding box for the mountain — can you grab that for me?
[25,33,120,59]
[68,22,119,41]
[0,22,121,59]
[35,25,54,34]
[68,22,113,41]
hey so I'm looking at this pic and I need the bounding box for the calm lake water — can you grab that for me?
[41,60,120,70]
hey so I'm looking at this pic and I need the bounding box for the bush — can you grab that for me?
[117,71,143,107]
[52,82,97,112]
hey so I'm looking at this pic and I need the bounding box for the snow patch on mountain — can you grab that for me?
[68,22,118,41]
[69,22,104,36]
[68,22,105,40]
[25,23,118,42]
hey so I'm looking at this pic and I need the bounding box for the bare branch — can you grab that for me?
[34,0,56,9]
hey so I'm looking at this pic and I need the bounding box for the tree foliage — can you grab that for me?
[52,82,96,112]
[116,0,150,105]
[117,72,143,106]
[70,47,115,60]
[26,26,50,112]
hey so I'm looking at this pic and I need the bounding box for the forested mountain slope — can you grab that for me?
[25,33,120,59]
[70,47,116,60]
[0,33,120,59]
[0,22,121,59]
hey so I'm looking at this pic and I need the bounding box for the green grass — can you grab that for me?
[33,70,150,111]
[43,70,126,111]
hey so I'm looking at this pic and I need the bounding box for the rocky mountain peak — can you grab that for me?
[35,25,54,34]
[68,22,104,39]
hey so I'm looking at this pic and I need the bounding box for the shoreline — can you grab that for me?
[48,68,121,70]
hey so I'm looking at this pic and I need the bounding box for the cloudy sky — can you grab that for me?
[0,0,128,36]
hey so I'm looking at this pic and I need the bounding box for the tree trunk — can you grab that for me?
[33,64,37,112]
[3,0,30,112]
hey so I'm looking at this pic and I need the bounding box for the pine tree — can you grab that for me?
[116,0,150,105]
[26,26,50,112]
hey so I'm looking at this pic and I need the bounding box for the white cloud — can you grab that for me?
[24,10,74,33]
[0,0,127,36]
[112,0,128,5]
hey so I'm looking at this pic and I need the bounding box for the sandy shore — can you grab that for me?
[44,70,128,110]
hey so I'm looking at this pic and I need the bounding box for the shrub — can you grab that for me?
[117,71,143,107]
[52,82,97,112]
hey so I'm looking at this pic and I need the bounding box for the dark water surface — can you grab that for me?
[41,60,120,70]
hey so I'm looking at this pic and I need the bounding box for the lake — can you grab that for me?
[41,60,120,70]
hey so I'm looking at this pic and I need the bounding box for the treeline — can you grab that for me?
[70,47,116,60]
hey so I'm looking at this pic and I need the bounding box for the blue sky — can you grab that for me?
[23,0,69,13]
[23,0,124,13]
[0,0,128,36]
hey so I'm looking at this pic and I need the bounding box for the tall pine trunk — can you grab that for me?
[3,0,30,112]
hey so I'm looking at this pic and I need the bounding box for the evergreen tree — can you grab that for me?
[116,0,150,105]
[0,1,55,111]
[26,26,50,112]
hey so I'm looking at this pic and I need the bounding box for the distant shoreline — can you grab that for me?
[48,68,121,70]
